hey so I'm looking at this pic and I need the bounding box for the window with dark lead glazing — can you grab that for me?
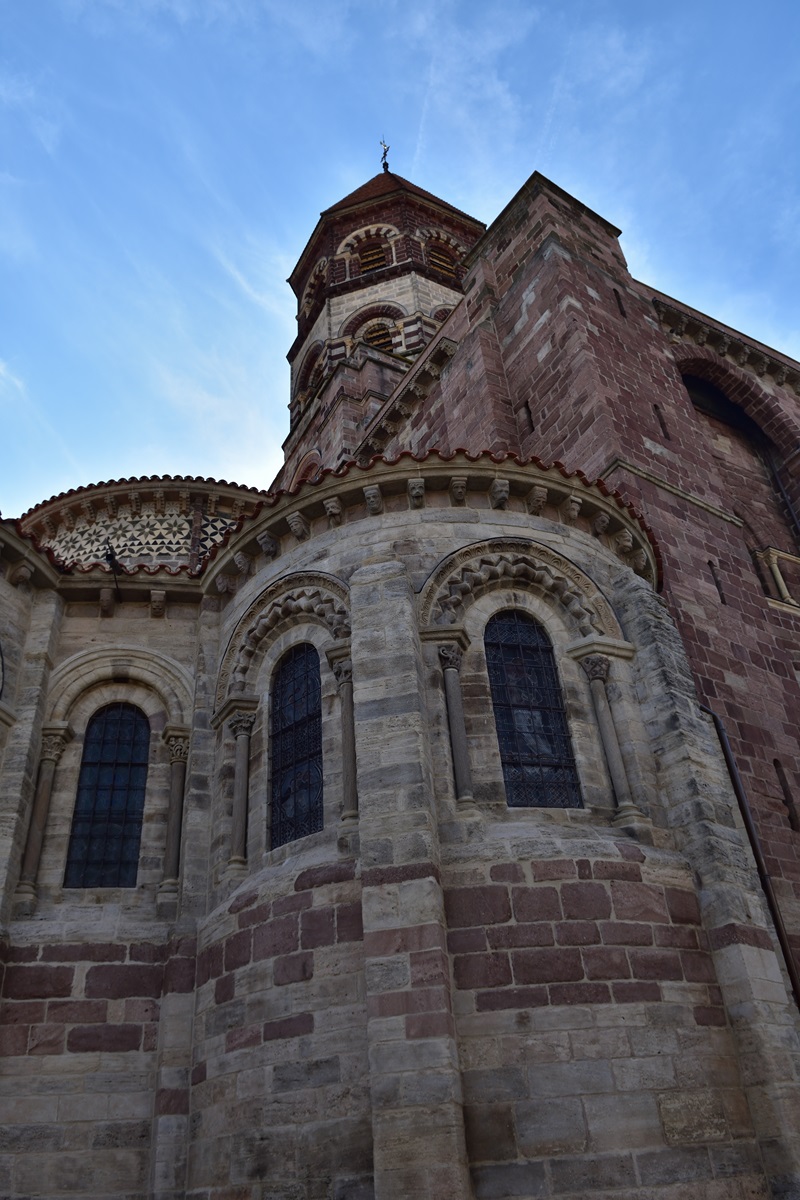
[270,644,323,849]
[64,703,150,888]
[485,610,582,809]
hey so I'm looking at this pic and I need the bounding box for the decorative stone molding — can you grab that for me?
[421,544,608,638]
[287,512,310,541]
[560,495,582,525]
[450,477,468,506]
[15,722,74,913]
[489,479,510,510]
[437,639,475,807]
[162,726,190,763]
[216,575,351,707]
[578,654,650,836]
[99,586,115,616]
[526,485,548,515]
[332,657,353,687]
[652,296,800,395]
[363,485,384,515]
[407,478,426,509]
[580,653,610,683]
[227,709,257,739]
[324,497,343,528]
[256,531,280,560]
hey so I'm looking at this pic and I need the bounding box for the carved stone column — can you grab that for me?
[438,643,475,807]
[332,657,358,826]
[228,708,257,871]
[159,726,190,895]
[15,723,73,911]
[580,655,647,830]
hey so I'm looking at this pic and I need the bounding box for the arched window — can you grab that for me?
[64,703,150,888]
[363,322,394,352]
[427,242,457,279]
[358,240,388,275]
[485,610,582,809]
[270,644,323,848]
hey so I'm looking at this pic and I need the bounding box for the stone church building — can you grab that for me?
[1,165,800,1200]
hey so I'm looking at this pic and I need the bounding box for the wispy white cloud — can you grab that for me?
[0,67,64,154]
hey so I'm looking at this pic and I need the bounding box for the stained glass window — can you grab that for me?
[485,611,582,809]
[270,644,323,849]
[64,703,150,888]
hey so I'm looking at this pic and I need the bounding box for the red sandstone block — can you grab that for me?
[582,947,630,980]
[263,1012,314,1042]
[164,955,196,994]
[28,1024,65,1055]
[47,1000,107,1024]
[680,952,717,983]
[612,981,661,1003]
[196,943,223,986]
[4,966,74,1000]
[665,888,702,925]
[226,1024,261,1052]
[129,943,165,963]
[446,928,487,954]
[444,886,511,928]
[228,889,259,914]
[577,860,592,879]
[410,949,450,988]
[156,1087,190,1115]
[599,921,653,946]
[655,926,698,950]
[85,964,163,1000]
[561,883,611,920]
[629,949,683,981]
[237,902,271,929]
[336,902,363,944]
[364,924,445,956]
[708,923,772,951]
[7,946,38,963]
[549,982,611,1006]
[252,916,299,961]
[512,887,561,923]
[0,1025,29,1055]
[67,1023,142,1052]
[272,892,313,916]
[694,1006,727,1026]
[476,987,548,1012]
[301,907,336,949]
[512,948,583,985]
[592,861,642,882]
[454,953,512,990]
[611,881,669,923]
[488,924,554,949]
[294,863,355,891]
[555,921,600,946]
[143,1023,158,1052]
[224,930,252,973]
[1,1000,46,1025]
[273,953,313,986]
[406,1011,455,1039]
[215,973,235,1004]
[490,864,525,883]
[125,999,157,1023]
[41,943,126,963]
[191,1061,207,1086]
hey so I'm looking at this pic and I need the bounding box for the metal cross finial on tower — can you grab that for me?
[380,138,390,172]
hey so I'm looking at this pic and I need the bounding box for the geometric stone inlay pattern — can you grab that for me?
[39,504,236,569]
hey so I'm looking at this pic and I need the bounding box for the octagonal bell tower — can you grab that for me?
[279,165,485,487]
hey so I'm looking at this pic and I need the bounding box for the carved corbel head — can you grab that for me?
[407,479,425,509]
[525,485,548,515]
[560,495,581,525]
[256,531,280,560]
[489,479,510,510]
[449,476,468,506]
[287,512,310,541]
[363,485,383,516]
[323,497,343,528]
[591,512,610,537]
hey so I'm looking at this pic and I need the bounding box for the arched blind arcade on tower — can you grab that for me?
[485,610,582,809]
[64,703,150,888]
[270,644,324,849]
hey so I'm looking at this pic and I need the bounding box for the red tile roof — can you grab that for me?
[321,171,483,227]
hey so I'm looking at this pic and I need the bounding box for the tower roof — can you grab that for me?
[320,170,481,225]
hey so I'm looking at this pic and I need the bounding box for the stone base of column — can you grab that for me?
[337,822,360,859]
[156,878,179,920]
[12,879,37,918]
[226,856,248,881]
[612,802,654,844]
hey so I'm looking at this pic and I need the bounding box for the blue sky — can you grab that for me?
[2,0,799,518]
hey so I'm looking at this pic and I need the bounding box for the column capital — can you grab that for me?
[40,723,74,763]
[211,694,259,731]
[162,724,190,762]
[581,654,611,683]
[438,643,463,673]
[332,657,352,688]
[228,709,257,739]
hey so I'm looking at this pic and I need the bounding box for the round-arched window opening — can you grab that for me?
[359,241,389,275]
[428,242,457,278]
[363,323,394,353]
